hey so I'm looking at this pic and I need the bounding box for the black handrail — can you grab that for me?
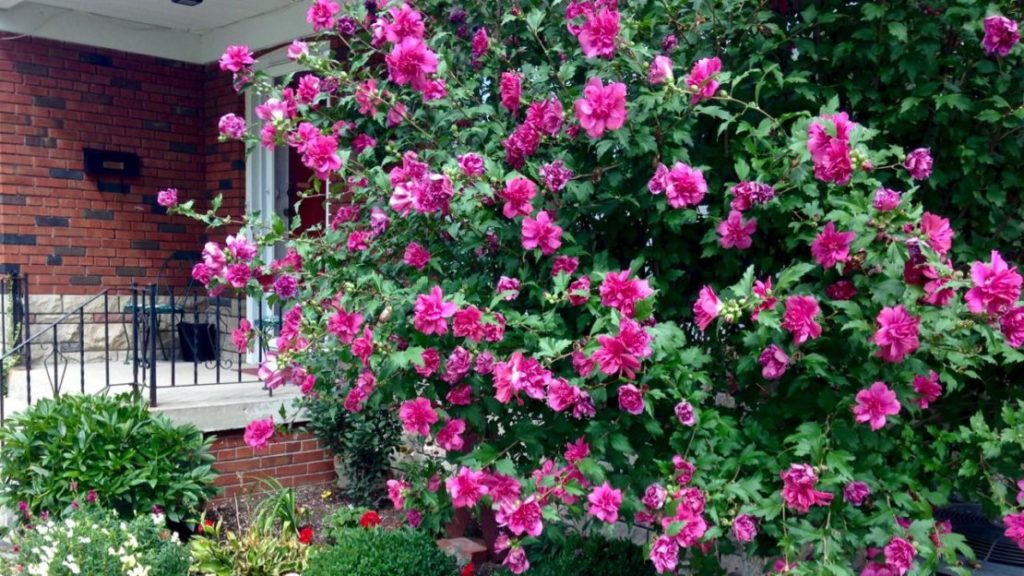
[0,289,110,362]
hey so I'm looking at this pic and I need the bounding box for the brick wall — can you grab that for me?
[208,429,336,501]
[0,37,249,295]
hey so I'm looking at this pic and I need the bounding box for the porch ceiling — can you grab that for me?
[0,0,312,64]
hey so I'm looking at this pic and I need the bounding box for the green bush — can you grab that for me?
[307,528,458,576]
[503,534,656,576]
[3,504,190,576]
[302,395,401,507]
[0,394,218,523]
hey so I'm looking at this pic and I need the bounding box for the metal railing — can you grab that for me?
[0,276,280,426]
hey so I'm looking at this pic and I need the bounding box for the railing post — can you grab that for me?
[236,295,243,382]
[149,284,157,408]
[2,277,7,355]
[169,287,176,388]
[215,293,221,384]
[131,283,139,395]
[79,308,84,394]
[104,291,110,391]
[23,274,31,406]
[52,321,58,398]
[192,289,199,385]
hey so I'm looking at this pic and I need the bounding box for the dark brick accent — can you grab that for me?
[97,181,130,194]
[79,52,113,67]
[131,240,160,250]
[230,160,246,171]
[142,120,170,132]
[54,246,86,256]
[83,209,114,220]
[14,62,49,76]
[0,264,21,275]
[35,216,69,227]
[173,250,201,261]
[69,276,102,286]
[82,92,114,105]
[158,223,185,233]
[110,77,142,90]
[116,267,146,277]
[49,168,84,180]
[218,179,232,190]
[172,105,199,117]
[206,143,219,155]
[169,142,197,154]
[0,234,36,246]
[155,57,188,69]
[33,96,66,109]
[0,195,26,206]
[24,136,58,148]
[46,254,63,266]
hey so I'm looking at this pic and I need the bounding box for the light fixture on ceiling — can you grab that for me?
[171,0,203,6]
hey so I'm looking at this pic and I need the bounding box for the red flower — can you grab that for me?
[199,518,215,533]
[298,525,314,545]
[461,564,476,576]
[360,510,382,528]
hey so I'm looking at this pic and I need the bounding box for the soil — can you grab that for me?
[205,483,404,545]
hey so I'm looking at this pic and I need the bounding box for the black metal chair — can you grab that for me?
[122,255,194,363]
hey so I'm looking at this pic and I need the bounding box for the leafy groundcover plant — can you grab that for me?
[0,394,218,524]
[166,1,1024,574]
[3,503,191,576]
[306,528,459,576]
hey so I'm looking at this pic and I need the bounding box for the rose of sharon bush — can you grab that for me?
[170,1,1024,574]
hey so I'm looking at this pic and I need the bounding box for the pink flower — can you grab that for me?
[287,40,309,60]
[347,229,372,252]
[685,57,722,104]
[453,306,485,342]
[884,537,916,574]
[1005,512,1024,550]
[983,15,1021,57]
[382,3,425,43]
[675,400,697,426]
[873,188,901,211]
[758,345,789,380]
[752,277,778,319]
[648,162,708,209]
[218,113,246,139]
[446,467,489,508]
[843,481,870,507]
[780,463,833,513]
[436,418,467,451]
[498,498,543,537]
[413,286,457,335]
[403,242,431,270]
[219,45,254,73]
[355,80,381,116]
[500,71,522,113]
[231,319,252,352]
[243,417,275,450]
[648,55,673,85]
[853,382,901,431]
[551,256,579,277]
[327,308,364,344]
[811,222,856,268]
[351,329,373,366]
[650,535,679,574]
[617,383,645,415]
[387,101,407,127]
[501,177,537,219]
[732,514,758,543]
[302,134,341,179]
[503,124,540,168]
[919,212,952,255]
[504,547,530,574]
[572,350,595,377]
[386,37,438,92]
[1001,307,1024,348]
[965,251,1022,314]
[387,478,409,510]
[587,482,622,523]
[271,273,296,298]
[693,286,722,332]
[521,211,563,255]
[546,377,582,412]
[577,9,619,58]
[568,276,591,306]
[782,295,822,346]
[157,188,178,208]
[306,0,340,32]
[415,348,440,377]
[573,77,628,139]
[717,210,757,250]
[826,279,858,301]
[729,181,775,211]
[457,153,485,177]
[540,160,574,192]
[525,98,565,136]
[904,148,933,181]
[872,305,920,363]
[471,27,490,60]
[599,270,653,317]
[398,397,438,436]
[225,263,251,288]
[807,112,855,185]
[642,484,668,510]
[226,234,257,262]
[447,384,472,405]
[497,276,521,300]
[912,371,943,409]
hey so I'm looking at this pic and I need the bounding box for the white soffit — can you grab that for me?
[0,0,315,64]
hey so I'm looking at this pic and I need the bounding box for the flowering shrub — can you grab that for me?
[170,1,1024,574]
[4,504,190,576]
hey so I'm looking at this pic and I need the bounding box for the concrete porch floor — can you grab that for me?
[2,360,303,431]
